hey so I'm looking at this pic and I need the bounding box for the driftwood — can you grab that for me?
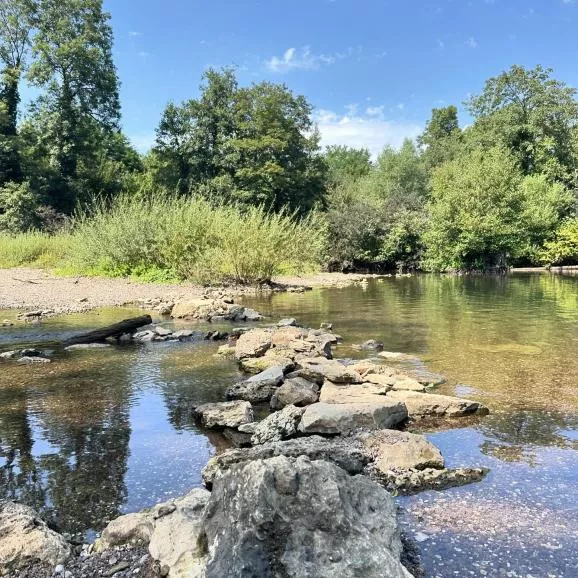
[61,315,152,347]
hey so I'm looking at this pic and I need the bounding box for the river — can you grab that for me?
[1,272,577,577]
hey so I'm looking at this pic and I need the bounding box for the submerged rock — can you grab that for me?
[387,390,489,419]
[64,343,112,351]
[299,401,408,435]
[193,400,254,429]
[250,405,305,445]
[203,456,413,578]
[0,501,71,572]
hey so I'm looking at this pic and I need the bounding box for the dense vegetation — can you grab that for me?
[1,0,577,282]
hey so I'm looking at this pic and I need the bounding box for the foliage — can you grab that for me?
[324,145,372,184]
[539,219,578,266]
[0,180,40,232]
[0,230,71,268]
[67,194,326,284]
[153,68,326,213]
[466,65,578,185]
[418,105,463,170]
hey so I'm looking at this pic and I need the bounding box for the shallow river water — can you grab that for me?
[1,273,577,577]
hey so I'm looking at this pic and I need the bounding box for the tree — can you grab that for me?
[324,145,371,184]
[0,0,36,184]
[418,105,462,170]
[153,68,325,213]
[26,0,120,211]
[466,65,578,185]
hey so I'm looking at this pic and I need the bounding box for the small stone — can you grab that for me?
[17,356,51,364]
[53,565,65,575]
[320,322,333,330]
[152,326,173,337]
[106,561,131,576]
[277,318,298,327]
[0,350,19,360]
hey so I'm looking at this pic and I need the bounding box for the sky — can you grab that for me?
[99,0,578,155]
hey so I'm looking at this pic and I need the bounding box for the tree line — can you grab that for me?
[1,0,577,271]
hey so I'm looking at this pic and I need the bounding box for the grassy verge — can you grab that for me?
[0,195,327,284]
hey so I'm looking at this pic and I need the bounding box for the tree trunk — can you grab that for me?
[61,315,152,347]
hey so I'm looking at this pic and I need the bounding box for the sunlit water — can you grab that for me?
[1,273,577,576]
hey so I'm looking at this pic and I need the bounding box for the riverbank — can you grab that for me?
[0,268,376,315]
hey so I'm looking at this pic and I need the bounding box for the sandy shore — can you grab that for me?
[0,268,375,314]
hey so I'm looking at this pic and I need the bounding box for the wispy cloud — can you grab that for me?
[128,31,142,37]
[137,51,150,58]
[265,46,342,72]
[466,37,478,48]
[315,108,421,158]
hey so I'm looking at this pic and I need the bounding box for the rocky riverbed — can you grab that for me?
[1,307,493,577]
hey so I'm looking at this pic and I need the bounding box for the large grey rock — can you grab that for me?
[202,456,413,578]
[194,400,253,429]
[239,354,294,375]
[96,489,210,578]
[360,430,445,471]
[202,436,371,488]
[270,377,319,410]
[387,390,489,419]
[234,328,272,360]
[296,357,362,384]
[299,401,408,435]
[251,405,305,445]
[0,501,71,572]
[226,366,284,403]
[319,380,389,403]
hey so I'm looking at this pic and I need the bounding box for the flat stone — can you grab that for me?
[360,429,444,471]
[17,356,51,364]
[172,329,195,339]
[296,357,362,384]
[239,355,294,374]
[226,366,285,403]
[193,401,254,429]
[298,401,408,435]
[387,390,489,419]
[277,318,298,327]
[270,377,319,410]
[378,351,421,362]
[271,326,308,346]
[64,343,112,351]
[319,380,389,404]
[0,351,19,360]
[152,326,173,336]
[234,329,272,360]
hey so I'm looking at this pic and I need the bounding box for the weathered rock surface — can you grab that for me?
[226,366,285,403]
[319,380,389,403]
[202,456,413,578]
[378,351,421,362]
[96,489,211,577]
[171,298,262,322]
[64,343,112,351]
[360,430,445,471]
[202,436,371,488]
[387,390,489,419]
[239,354,294,374]
[193,400,253,429]
[299,401,408,434]
[251,405,305,445]
[235,328,272,360]
[296,357,362,384]
[0,501,71,572]
[270,377,319,409]
[17,356,51,364]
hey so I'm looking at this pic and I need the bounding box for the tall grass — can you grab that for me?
[0,232,72,269]
[64,195,327,284]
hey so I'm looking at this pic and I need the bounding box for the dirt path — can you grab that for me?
[0,268,374,314]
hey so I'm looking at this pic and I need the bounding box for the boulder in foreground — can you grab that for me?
[193,400,253,429]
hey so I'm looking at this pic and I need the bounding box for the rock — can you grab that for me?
[0,350,19,360]
[202,456,412,578]
[378,351,421,362]
[373,466,489,495]
[17,356,51,364]
[20,348,42,357]
[193,401,254,429]
[222,428,253,448]
[240,307,263,322]
[133,330,156,343]
[357,339,385,351]
[97,489,210,578]
[251,405,305,445]
[363,373,395,390]
[152,326,173,337]
[226,366,284,403]
[234,328,272,360]
[216,344,235,356]
[0,501,71,572]
[319,380,390,404]
[1,319,14,327]
[387,390,489,419]
[171,298,225,320]
[360,430,445,471]
[22,310,43,318]
[239,355,294,374]
[390,377,426,392]
[296,357,362,384]
[172,329,195,340]
[64,343,112,351]
[238,422,258,434]
[271,326,308,346]
[405,369,447,386]
[320,322,333,331]
[277,318,298,327]
[299,401,408,435]
[270,377,319,410]
[284,368,324,386]
[202,436,371,488]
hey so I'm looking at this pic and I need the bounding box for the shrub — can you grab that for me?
[0,231,72,268]
[539,219,578,266]
[0,181,41,233]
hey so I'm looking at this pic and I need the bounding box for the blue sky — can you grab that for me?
[101,0,578,154]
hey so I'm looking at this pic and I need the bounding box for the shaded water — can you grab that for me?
[1,273,577,576]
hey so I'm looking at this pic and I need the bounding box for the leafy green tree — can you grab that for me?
[324,145,372,184]
[466,65,578,185]
[0,0,36,184]
[26,0,120,211]
[418,105,462,170]
[154,68,325,213]
[539,218,578,266]
[0,180,40,232]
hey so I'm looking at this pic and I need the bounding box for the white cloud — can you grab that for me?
[466,37,478,48]
[128,31,142,37]
[137,51,150,57]
[314,108,421,158]
[265,46,339,72]
[437,39,445,49]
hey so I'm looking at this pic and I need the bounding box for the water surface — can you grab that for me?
[1,273,577,576]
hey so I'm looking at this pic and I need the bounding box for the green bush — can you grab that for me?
[539,219,578,265]
[0,181,41,233]
[0,231,72,268]
[68,194,326,284]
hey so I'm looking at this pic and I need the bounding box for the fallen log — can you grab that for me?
[61,315,152,347]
